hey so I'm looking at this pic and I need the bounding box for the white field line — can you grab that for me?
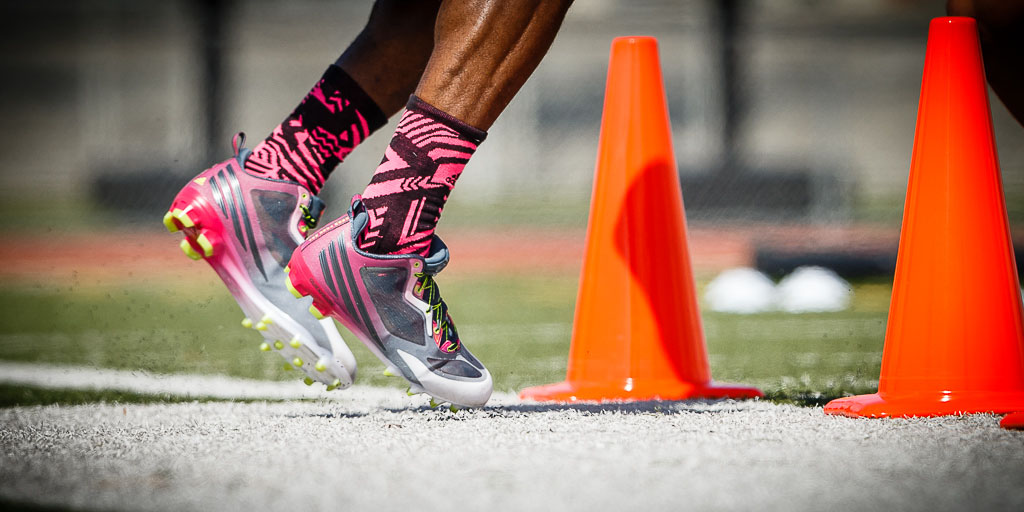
[0,361,517,404]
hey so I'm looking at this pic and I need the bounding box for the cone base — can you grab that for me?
[824,391,1024,418]
[1000,411,1024,430]
[519,379,763,403]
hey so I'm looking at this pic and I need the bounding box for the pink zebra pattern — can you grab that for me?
[245,65,386,193]
[359,96,486,256]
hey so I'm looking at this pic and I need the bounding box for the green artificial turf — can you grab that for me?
[0,272,889,405]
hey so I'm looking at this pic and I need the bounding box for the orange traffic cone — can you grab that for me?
[824,17,1024,418]
[1001,412,1024,430]
[518,36,762,403]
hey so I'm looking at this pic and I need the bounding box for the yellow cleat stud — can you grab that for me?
[286,277,303,299]
[241,318,253,329]
[259,342,271,352]
[429,399,440,409]
[308,305,324,320]
[180,239,202,260]
[274,341,285,350]
[289,338,302,349]
[382,368,396,377]
[195,233,214,258]
[260,314,273,325]
[292,357,304,367]
[283,265,290,274]
[254,322,268,331]
[326,384,338,392]
[282,363,292,371]
[172,209,195,229]
[163,212,180,233]
[303,377,314,386]
[314,360,327,372]
[329,379,342,390]
[449,405,459,413]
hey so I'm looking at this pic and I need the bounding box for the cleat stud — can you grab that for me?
[180,239,202,260]
[172,209,195,229]
[289,338,302,349]
[314,359,327,372]
[241,318,253,329]
[308,305,324,320]
[260,314,273,325]
[326,384,338,392]
[259,342,271,352]
[283,363,293,371]
[382,368,396,377]
[163,212,180,233]
[273,341,285,350]
[449,405,459,413]
[254,322,268,331]
[429,398,440,409]
[292,357,304,367]
[325,378,342,391]
[283,265,290,274]
[286,276,303,299]
[195,233,214,258]
[299,225,309,235]
[303,377,314,386]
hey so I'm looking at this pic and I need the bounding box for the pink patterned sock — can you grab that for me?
[244,65,387,193]
[358,95,487,256]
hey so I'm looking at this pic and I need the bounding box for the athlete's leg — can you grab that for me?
[287,0,574,408]
[360,0,575,256]
[163,1,442,390]
[947,0,1024,125]
[246,0,442,193]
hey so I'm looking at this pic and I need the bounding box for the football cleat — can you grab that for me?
[163,133,357,390]
[286,198,492,408]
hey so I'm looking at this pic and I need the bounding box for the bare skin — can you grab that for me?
[337,0,573,130]
[947,0,1024,125]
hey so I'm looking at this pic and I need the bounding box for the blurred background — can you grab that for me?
[1,0,1023,403]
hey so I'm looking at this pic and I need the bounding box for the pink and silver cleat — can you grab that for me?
[286,198,493,409]
[163,133,356,391]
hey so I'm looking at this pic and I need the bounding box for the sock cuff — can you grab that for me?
[407,95,488,145]
[321,65,389,133]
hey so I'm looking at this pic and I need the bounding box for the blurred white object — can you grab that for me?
[705,267,777,314]
[776,266,852,313]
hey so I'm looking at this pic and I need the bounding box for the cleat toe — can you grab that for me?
[180,239,202,260]
[259,342,271,352]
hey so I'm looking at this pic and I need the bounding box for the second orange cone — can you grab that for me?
[824,17,1024,418]
[519,37,762,403]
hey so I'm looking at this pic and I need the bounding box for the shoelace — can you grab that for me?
[414,272,459,353]
[298,204,319,229]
